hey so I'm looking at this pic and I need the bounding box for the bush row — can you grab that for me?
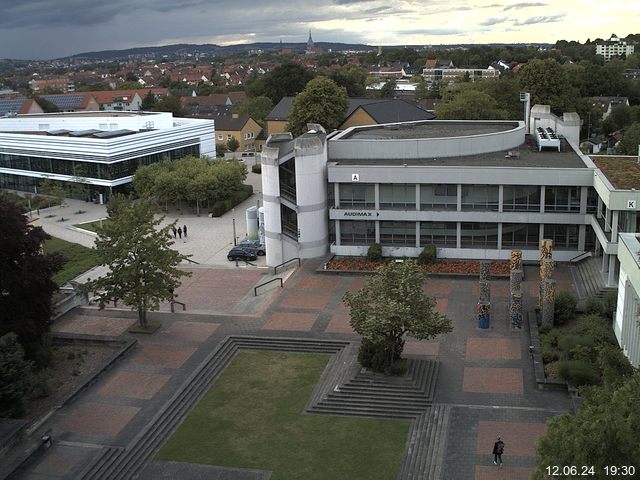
[209,184,254,217]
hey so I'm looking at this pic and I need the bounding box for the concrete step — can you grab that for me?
[309,404,419,419]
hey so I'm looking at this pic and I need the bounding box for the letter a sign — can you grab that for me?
[351,173,360,182]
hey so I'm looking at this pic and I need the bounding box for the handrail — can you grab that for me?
[254,278,283,296]
[170,300,186,312]
[569,251,592,263]
[273,257,301,275]
[183,257,200,265]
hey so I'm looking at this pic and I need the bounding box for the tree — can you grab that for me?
[153,95,184,117]
[519,59,578,114]
[141,90,157,110]
[342,260,453,373]
[436,89,508,120]
[286,76,348,136]
[262,62,315,104]
[0,195,63,364]
[533,370,640,478]
[0,333,32,418]
[328,65,368,97]
[85,196,191,328]
[227,136,240,152]
[618,122,640,155]
[235,95,273,126]
[33,95,59,113]
[380,79,397,98]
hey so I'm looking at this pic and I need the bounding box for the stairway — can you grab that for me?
[573,257,617,300]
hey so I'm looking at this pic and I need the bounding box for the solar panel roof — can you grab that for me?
[68,129,101,137]
[0,98,26,115]
[42,94,85,110]
[92,129,135,138]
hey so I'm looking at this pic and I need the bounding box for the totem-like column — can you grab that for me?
[540,239,553,262]
[510,269,523,294]
[479,280,491,303]
[539,257,555,308]
[480,261,492,281]
[510,289,523,329]
[510,249,523,272]
[539,238,554,308]
[477,301,490,329]
[542,279,556,327]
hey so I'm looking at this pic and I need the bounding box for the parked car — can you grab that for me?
[227,246,258,262]
[238,238,265,256]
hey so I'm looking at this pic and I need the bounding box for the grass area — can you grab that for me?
[73,219,109,233]
[43,236,101,285]
[156,350,410,480]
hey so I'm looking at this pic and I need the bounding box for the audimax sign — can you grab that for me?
[342,210,379,217]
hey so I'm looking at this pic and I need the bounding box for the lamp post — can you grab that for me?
[232,208,237,246]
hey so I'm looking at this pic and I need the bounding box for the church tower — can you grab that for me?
[306,30,314,54]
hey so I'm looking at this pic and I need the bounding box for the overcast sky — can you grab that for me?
[0,0,637,60]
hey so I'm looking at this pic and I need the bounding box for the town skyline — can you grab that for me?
[0,0,638,60]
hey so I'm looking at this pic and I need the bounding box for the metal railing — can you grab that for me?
[254,278,283,296]
[273,257,301,275]
[183,257,200,265]
[569,251,593,263]
[170,300,186,312]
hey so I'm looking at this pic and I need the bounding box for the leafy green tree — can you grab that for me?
[235,95,273,126]
[618,122,640,155]
[0,196,63,365]
[436,89,508,120]
[0,333,32,418]
[342,260,453,373]
[286,76,348,136]
[227,136,240,152]
[140,90,157,110]
[328,65,368,97]
[153,95,184,117]
[519,59,578,114]
[85,196,191,328]
[33,95,59,113]
[533,371,640,479]
[216,142,228,157]
[262,62,315,104]
[380,79,397,98]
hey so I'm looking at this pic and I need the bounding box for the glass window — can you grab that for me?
[379,184,415,210]
[51,158,74,175]
[420,222,457,246]
[460,222,499,248]
[544,224,579,249]
[544,186,581,212]
[503,186,540,212]
[420,184,457,210]
[502,223,539,248]
[281,204,298,239]
[339,183,375,208]
[340,220,376,245]
[587,187,598,214]
[461,185,499,211]
[380,221,416,246]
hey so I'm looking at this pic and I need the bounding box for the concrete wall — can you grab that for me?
[615,233,640,367]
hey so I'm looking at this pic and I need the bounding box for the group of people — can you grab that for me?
[171,224,188,240]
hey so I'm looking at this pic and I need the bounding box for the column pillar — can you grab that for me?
[477,301,490,329]
[374,183,380,210]
[498,185,504,213]
[580,186,588,215]
[539,186,546,213]
[335,220,341,246]
[542,279,556,327]
[608,254,617,287]
[578,224,586,251]
[457,184,462,212]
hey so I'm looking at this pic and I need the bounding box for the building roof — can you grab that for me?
[210,113,251,131]
[41,93,96,110]
[343,121,517,140]
[181,92,246,107]
[88,88,168,105]
[591,156,640,190]
[0,97,40,116]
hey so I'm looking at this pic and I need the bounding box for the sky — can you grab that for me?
[0,0,638,60]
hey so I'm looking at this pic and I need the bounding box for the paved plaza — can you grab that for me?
[12,181,578,479]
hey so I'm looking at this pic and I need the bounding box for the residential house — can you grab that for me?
[29,75,73,93]
[596,34,635,62]
[590,97,630,119]
[212,113,262,152]
[0,96,44,116]
[181,93,247,117]
[39,93,100,112]
[89,88,169,111]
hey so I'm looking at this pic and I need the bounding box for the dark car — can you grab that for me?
[238,238,265,256]
[227,246,258,262]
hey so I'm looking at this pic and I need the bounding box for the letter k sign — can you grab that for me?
[351,173,360,182]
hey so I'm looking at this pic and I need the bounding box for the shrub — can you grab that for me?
[417,245,437,265]
[366,243,383,262]
[541,342,559,363]
[584,297,604,316]
[601,291,617,318]
[0,333,32,418]
[251,164,262,174]
[358,337,406,375]
[573,314,614,346]
[554,291,578,325]
[28,370,51,399]
[557,360,600,386]
[557,334,597,362]
[598,344,634,388]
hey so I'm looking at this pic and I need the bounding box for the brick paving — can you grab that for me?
[20,259,581,480]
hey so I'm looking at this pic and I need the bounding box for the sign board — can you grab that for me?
[627,200,636,209]
[351,173,359,182]
[342,210,379,218]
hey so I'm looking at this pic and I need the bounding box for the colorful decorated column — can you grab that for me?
[480,261,491,281]
[539,257,555,308]
[510,289,523,329]
[510,249,523,272]
[510,269,523,294]
[542,279,556,327]
[479,280,491,303]
[477,301,490,329]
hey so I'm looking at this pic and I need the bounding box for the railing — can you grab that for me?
[183,257,200,265]
[273,257,301,275]
[170,300,186,312]
[254,278,283,296]
[569,251,593,263]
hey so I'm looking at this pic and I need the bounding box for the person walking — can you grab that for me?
[177,227,182,239]
[493,436,505,467]
[172,226,177,239]
[183,224,188,238]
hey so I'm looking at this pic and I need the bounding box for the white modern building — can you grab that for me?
[0,111,215,202]
[596,34,635,62]
[615,233,640,367]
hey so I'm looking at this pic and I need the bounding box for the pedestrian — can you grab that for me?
[493,436,505,467]
[177,227,182,239]
[172,226,177,238]
[183,224,188,238]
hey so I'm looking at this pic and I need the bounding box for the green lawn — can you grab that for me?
[156,350,410,480]
[73,219,109,233]
[43,236,101,285]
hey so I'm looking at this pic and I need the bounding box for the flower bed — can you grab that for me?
[327,257,510,275]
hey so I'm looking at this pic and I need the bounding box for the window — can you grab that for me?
[380,221,416,246]
[461,185,499,211]
[544,186,580,212]
[502,223,539,248]
[420,222,456,246]
[379,184,415,209]
[340,220,375,245]
[217,134,223,141]
[339,183,375,208]
[281,204,298,239]
[460,223,499,248]
[544,224,579,249]
[227,134,232,141]
[503,186,540,212]
[587,187,598,214]
[420,184,457,210]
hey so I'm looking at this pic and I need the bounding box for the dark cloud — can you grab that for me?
[503,2,547,11]
[513,13,563,25]
[480,17,509,26]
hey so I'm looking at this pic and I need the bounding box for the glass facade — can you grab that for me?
[380,221,416,246]
[420,222,457,246]
[461,185,499,211]
[340,220,375,245]
[502,223,539,248]
[544,186,581,212]
[279,158,296,203]
[420,184,457,210]
[544,224,579,249]
[339,183,374,208]
[379,184,415,209]
[503,186,540,212]
[461,222,499,248]
[281,204,298,239]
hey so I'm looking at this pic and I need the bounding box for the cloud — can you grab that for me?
[503,2,547,11]
[480,17,509,26]
[513,13,564,25]
[333,0,377,4]
[402,28,466,36]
